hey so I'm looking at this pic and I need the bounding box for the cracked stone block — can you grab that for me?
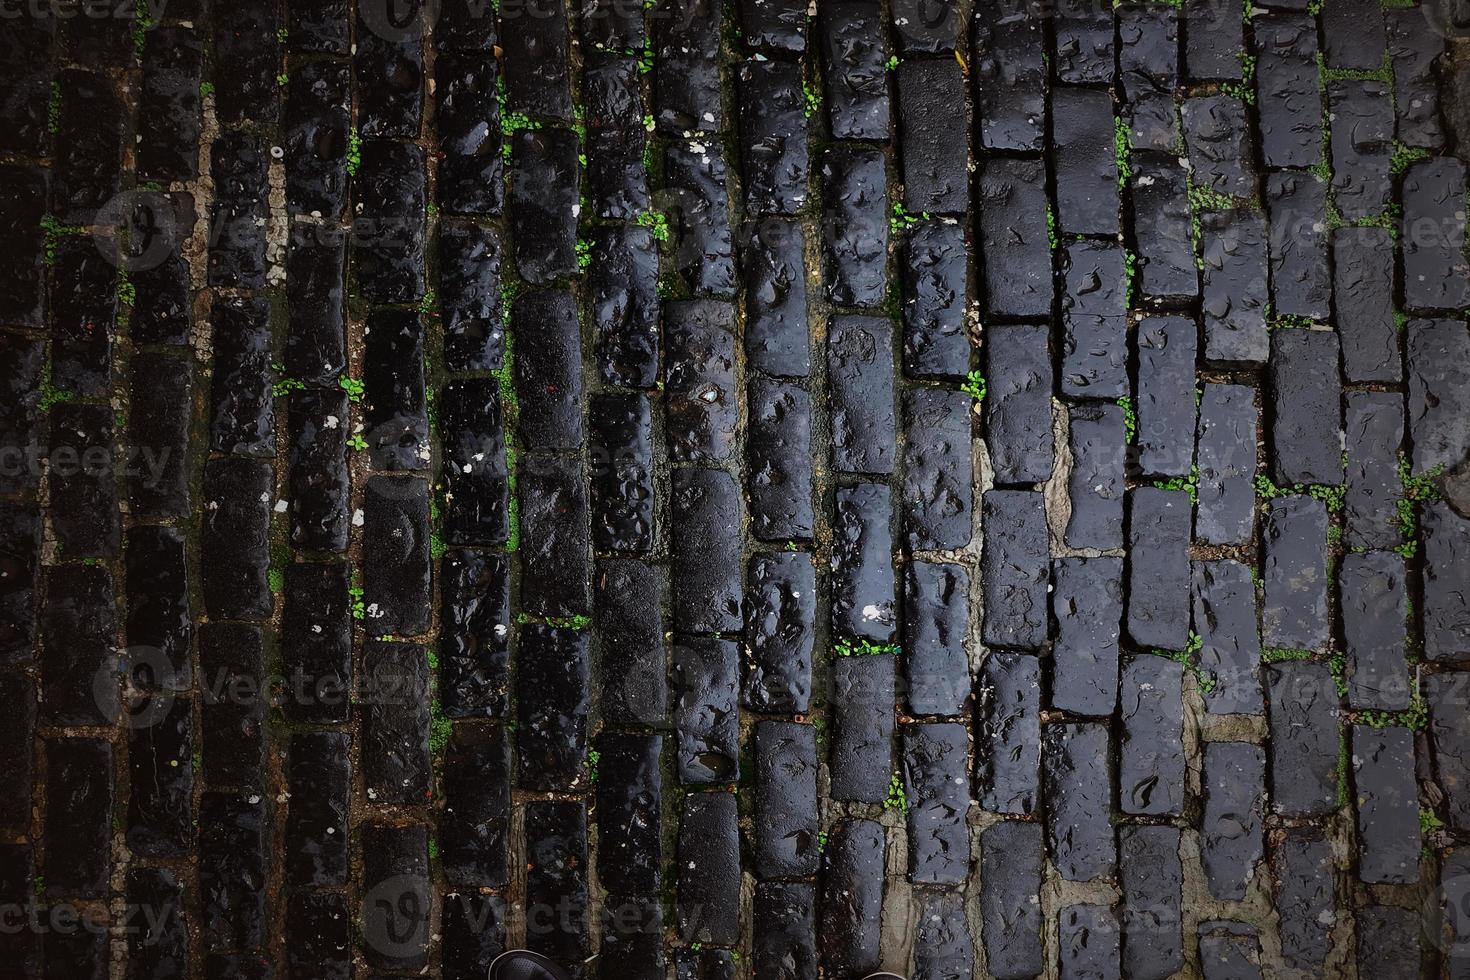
[655,0,722,134]
[443,725,510,889]
[354,139,426,303]
[972,0,1045,152]
[820,819,884,977]
[596,732,662,896]
[1352,725,1421,884]
[1272,828,1336,971]
[1198,921,1263,980]
[979,821,1044,980]
[1182,96,1256,199]
[902,386,972,550]
[1054,0,1114,84]
[821,145,889,307]
[897,59,969,214]
[754,721,819,879]
[901,220,970,380]
[914,891,973,980]
[285,731,350,888]
[201,457,272,622]
[665,140,736,299]
[1192,560,1263,714]
[1135,316,1197,478]
[591,392,655,552]
[904,561,970,717]
[199,625,266,788]
[1059,904,1120,980]
[819,1,890,140]
[438,222,503,375]
[666,300,738,464]
[440,380,508,547]
[830,655,895,802]
[747,378,814,542]
[1053,88,1120,236]
[1043,722,1115,882]
[1265,173,1331,321]
[125,697,191,859]
[1356,906,1419,980]
[754,882,816,980]
[1387,9,1444,150]
[677,792,739,946]
[1342,552,1410,710]
[1254,12,1321,168]
[1120,825,1183,979]
[673,636,740,784]
[362,475,432,635]
[1051,557,1122,716]
[1266,661,1341,817]
[743,552,815,714]
[981,491,1049,650]
[281,562,352,726]
[1344,392,1404,554]
[1200,210,1269,366]
[744,218,810,378]
[199,792,265,952]
[977,651,1041,815]
[671,468,742,634]
[1201,741,1266,901]
[978,158,1052,318]
[1060,240,1129,400]
[832,482,897,643]
[1125,90,1181,154]
[1065,403,1126,552]
[1333,228,1399,384]
[903,723,969,884]
[1119,655,1186,817]
[1424,503,1470,662]
[1427,671,1470,829]
[1119,3,1178,94]
[590,224,658,388]
[985,323,1053,487]
[1269,329,1344,486]
[1195,384,1257,547]
[738,59,808,216]
[519,458,592,619]
[1261,495,1331,652]
[516,627,589,793]
[1405,319,1470,476]
[1126,488,1191,651]
[509,129,579,284]
[362,640,431,804]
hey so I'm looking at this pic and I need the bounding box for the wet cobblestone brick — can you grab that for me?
[1403,160,1469,311]
[832,482,897,643]
[902,722,969,884]
[1119,655,1186,817]
[439,222,504,372]
[199,625,266,787]
[516,626,590,792]
[978,159,1052,318]
[1405,319,1470,476]
[1053,88,1120,237]
[1198,921,1263,980]
[655,0,722,134]
[1265,174,1332,321]
[981,491,1048,650]
[753,882,816,980]
[1051,557,1122,716]
[590,392,655,552]
[1272,828,1335,971]
[201,457,272,622]
[1054,0,1115,84]
[362,475,432,635]
[199,793,266,952]
[50,240,116,400]
[1341,551,1409,710]
[364,310,430,470]
[1387,9,1445,150]
[664,141,736,299]
[1127,488,1191,651]
[1356,905,1419,980]
[744,218,810,379]
[509,130,579,285]
[435,52,502,215]
[830,654,896,802]
[1200,210,1269,366]
[596,560,669,724]
[1192,559,1262,713]
[355,140,427,303]
[755,721,818,879]
[1182,96,1256,200]
[979,821,1044,979]
[820,818,884,976]
[512,290,584,452]
[972,0,1044,152]
[1194,384,1256,546]
[1352,725,1420,884]
[744,552,815,714]
[44,738,113,898]
[1427,671,1470,828]
[819,1,890,140]
[138,27,203,182]
[441,380,508,547]
[1043,722,1115,882]
[590,225,659,388]
[672,637,740,784]
[1266,661,1341,816]
[897,60,968,215]
[1423,503,1470,662]
[738,60,808,216]
[1254,13,1321,169]
[208,133,268,288]
[502,0,571,119]
[48,404,119,558]
[596,733,662,895]
[904,560,969,717]
[1261,495,1330,652]
[518,458,592,619]
[902,386,972,551]
[1201,741,1265,901]
[677,792,739,945]
[977,651,1041,815]
[914,891,973,980]
[985,323,1052,486]
[666,300,738,464]
[42,565,117,726]
[1061,241,1129,400]
[821,146,889,308]
[362,640,431,804]
[1065,402,1126,551]
[1135,317,1197,478]
[1343,394,1404,553]
[54,68,123,224]
[285,731,350,888]
[285,891,349,980]
[286,229,348,384]
[285,61,350,217]
[361,823,431,970]
[281,562,352,725]
[1333,228,1399,384]
[442,724,510,888]
[1269,329,1343,486]
[1322,0,1386,69]
[1328,80,1393,221]
[1119,825,1183,979]
[0,165,46,327]
[747,378,814,542]
[900,220,970,380]
[671,468,742,633]
[1059,904,1120,980]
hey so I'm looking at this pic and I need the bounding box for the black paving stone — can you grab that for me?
[902,386,972,551]
[285,731,351,888]
[1333,227,1399,384]
[753,882,816,980]
[738,59,809,216]
[672,637,740,784]
[198,793,266,952]
[590,224,658,388]
[1427,671,1470,827]
[972,0,1044,152]
[1065,402,1127,552]
[744,552,815,714]
[43,738,113,898]
[439,221,504,372]
[286,229,348,384]
[754,721,819,879]
[1322,0,1386,69]
[1261,495,1331,652]
[979,821,1044,980]
[901,220,970,380]
[902,722,969,884]
[904,560,970,717]
[1265,661,1341,817]
[0,507,39,667]
[210,296,275,458]
[739,0,806,51]
[501,0,571,119]
[897,59,969,215]
[125,867,189,980]
[819,1,890,140]
[1132,155,1200,304]
[1118,3,1178,94]
[586,52,650,222]
[212,0,278,125]
[441,380,508,547]
[1423,503,1470,662]
[362,640,431,804]
[590,391,655,552]
[829,315,897,475]
[596,732,662,895]
[914,891,974,980]
[516,626,590,792]
[832,482,897,643]
[981,490,1049,650]
[821,146,889,308]
[819,819,884,978]
[512,289,584,452]
[1269,329,1343,486]
[976,651,1041,815]
[1042,722,1115,882]
[291,0,350,53]
[1119,655,1186,817]
[671,468,742,633]
[508,129,579,284]
[1201,741,1266,901]
[666,300,738,464]
[1126,488,1191,651]
[1200,210,1270,366]
[1356,906,1420,980]
[0,165,46,328]
[1182,96,1256,199]
[1406,319,1470,476]
[829,654,896,802]
[44,920,107,980]
[0,676,34,828]
[208,132,268,289]
[436,52,503,216]
[443,724,510,888]
[137,27,203,182]
[1060,241,1129,400]
[281,562,353,725]
[0,17,54,158]
[655,0,723,134]
[203,955,275,980]
[1198,921,1263,980]
[132,247,193,347]
[1265,173,1332,321]
[1193,560,1263,714]
[284,60,351,217]
[747,378,814,542]
[1053,0,1115,84]
[1194,384,1256,546]
[50,239,116,400]
[443,893,505,980]
[1352,725,1420,884]
[1053,88,1120,237]
[1135,316,1197,478]
[675,950,736,980]
[596,559,670,725]
[744,218,810,378]
[354,139,427,303]
[677,792,739,945]
[42,565,117,726]
[125,524,192,688]
[0,333,41,492]
[1272,828,1335,971]
[355,25,422,140]
[978,158,1052,319]
[665,141,736,299]
[985,323,1053,487]
[518,458,593,619]
[285,891,350,980]
[1254,12,1322,169]
[1058,904,1120,980]
[361,823,431,970]
[1119,825,1183,980]
[53,68,122,224]
[1328,79,1393,221]
[48,404,119,558]
[1051,557,1123,717]
[1387,9,1445,150]
[1125,90,1182,155]
[199,624,266,788]
[201,457,272,622]
[128,352,192,520]
[362,475,432,635]
[1342,551,1410,710]
[287,389,350,553]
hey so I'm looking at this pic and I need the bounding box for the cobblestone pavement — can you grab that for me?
[3,0,1470,977]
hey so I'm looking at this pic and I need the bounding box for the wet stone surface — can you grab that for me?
[1065,402,1126,551]
[747,378,814,542]
[1423,503,1470,662]
[985,323,1053,487]
[1269,329,1344,486]
[1273,828,1336,971]
[901,386,972,551]
[1201,741,1266,902]
[1352,725,1421,884]
[1192,560,1263,714]
[981,491,1049,650]
[1127,488,1192,651]
[1194,383,1257,546]
[831,482,897,643]
[744,552,815,714]
[1051,556,1123,717]
[976,651,1041,816]
[1261,495,1331,653]
[902,722,969,884]
[1119,655,1186,818]
[1266,662,1341,817]
[754,721,818,879]
[900,220,970,379]
[1119,825,1184,979]
[820,818,884,977]
[979,821,1044,979]
[1200,209,1270,366]
[829,654,895,803]
[904,560,969,717]
[1341,551,1410,710]
[1042,721,1114,882]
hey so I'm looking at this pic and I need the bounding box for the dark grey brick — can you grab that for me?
[666,300,738,464]
[1132,156,1199,304]
[977,651,1041,815]
[743,218,810,378]
[897,59,969,215]
[1065,402,1126,552]
[1181,96,1256,199]
[820,146,889,308]
[981,490,1049,650]
[985,322,1053,487]
[655,0,723,134]
[1200,741,1265,901]
[677,792,740,946]
[1406,319,1470,476]
[1322,0,1386,69]
[1261,495,1331,652]
[818,1,889,140]
[737,59,808,216]
[44,738,113,898]
[1356,906,1420,980]
[1342,551,1410,710]
[362,475,432,635]
[1266,661,1341,817]
[1052,87,1119,237]
[1135,316,1197,479]
[509,129,580,284]
[1126,488,1192,651]
[1387,9,1445,150]
[1192,559,1263,714]
[523,802,588,969]
[363,309,429,471]
[978,158,1052,319]
[1200,210,1269,366]
[1352,725,1421,884]
[589,392,655,553]
[511,633,590,788]
[1198,920,1263,980]
[972,0,1045,152]
[902,722,969,884]
[672,637,740,784]
[1042,722,1115,882]
[1060,240,1129,399]
[743,552,815,714]
[1402,160,1470,312]
[1053,0,1114,84]
[901,220,970,379]
[1059,904,1120,980]
[1254,12,1322,169]
[1427,671,1470,829]
[902,386,972,551]
[753,882,816,980]
[512,290,584,452]
[1265,173,1332,321]
[671,468,742,633]
[589,224,658,388]
[362,640,431,804]
[596,733,662,896]
[829,655,895,802]
[1333,227,1399,384]
[831,482,897,643]
[979,821,1044,980]
[819,819,884,978]
[1344,392,1404,553]
[1423,503,1470,662]
[441,380,509,547]
[1328,79,1393,221]
[1195,384,1257,547]
[904,560,970,717]
[1119,825,1183,980]
[519,458,592,620]
[1119,655,1186,817]
[1051,556,1123,717]
[201,457,272,622]
[1269,329,1344,486]
[914,891,973,980]
[754,721,818,879]
[1272,828,1335,971]
[747,378,814,542]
